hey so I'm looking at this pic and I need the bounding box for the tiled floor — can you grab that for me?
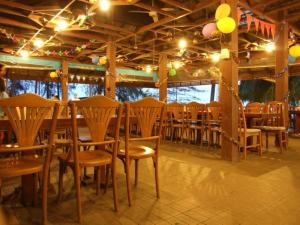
[1,136,300,225]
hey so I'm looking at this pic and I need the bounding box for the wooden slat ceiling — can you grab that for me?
[0,0,300,84]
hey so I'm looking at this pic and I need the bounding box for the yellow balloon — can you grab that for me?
[217,17,236,34]
[99,56,107,65]
[289,45,300,58]
[215,3,231,20]
[50,71,57,78]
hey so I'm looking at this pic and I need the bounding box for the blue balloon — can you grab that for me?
[288,55,296,63]
[92,56,99,64]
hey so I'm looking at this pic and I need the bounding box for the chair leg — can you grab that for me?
[125,159,132,206]
[73,165,82,223]
[266,132,269,149]
[96,167,100,195]
[279,131,283,153]
[33,173,38,207]
[104,164,110,194]
[153,156,159,198]
[111,161,118,211]
[258,133,262,156]
[57,161,64,202]
[134,159,139,187]
[42,167,49,225]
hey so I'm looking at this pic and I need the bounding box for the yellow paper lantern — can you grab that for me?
[50,71,57,78]
[217,17,236,34]
[289,45,300,58]
[99,56,107,65]
[215,4,231,20]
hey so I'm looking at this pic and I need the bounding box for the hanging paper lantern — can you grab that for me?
[217,17,236,34]
[99,56,107,65]
[215,4,231,21]
[288,55,296,63]
[289,45,300,58]
[92,56,99,64]
[168,68,176,76]
[49,71,58,78]
[202,23,218,38]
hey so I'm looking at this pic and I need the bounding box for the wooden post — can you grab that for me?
[219,0,239,161]
[158,53,168,102]
[61,61,68,102]
[210,82,216,102]
[105,41,116,99]
[275,18,289,125]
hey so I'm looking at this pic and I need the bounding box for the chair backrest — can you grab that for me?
[186,102,206,122]
[0,93,59,147]
[206,101,222,121]
[245,102,265,113]
[70,95,122,143]
[266,101,285,127]
[167,102,184,121]
[125,97,165,141]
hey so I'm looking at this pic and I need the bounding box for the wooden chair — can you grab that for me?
[245,102,266,127]
[255,101,288,153]
[206,102,222,146]
[118,97,165,206]
[0,93,59,225]
[238,101,262,159]
[186,102,206,145]
[167,102,185,143]
[57,95,122,223]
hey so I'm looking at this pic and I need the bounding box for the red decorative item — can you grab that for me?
[253,18,260,33]
[271,24,276,40]
[260,21,265,36]
[237,9,243,25]
[246,14,252,31]
[265,23,271,37]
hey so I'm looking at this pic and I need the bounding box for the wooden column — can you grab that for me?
[210,82,216,102]
[105,41,116,99]
[158,53,168,102]
[275,19,289,101]
[61,61,68,102]
[219,0,239,161]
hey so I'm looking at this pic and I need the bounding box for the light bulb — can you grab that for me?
[211,53,220,63]
[99,0,110,11]
[178,38,187,49]
[33,39,44,48]
[265,42,275,53]
[20,50,29,58]
[145,65,152,73]
[55,19,69,31]
[173,61,183,69]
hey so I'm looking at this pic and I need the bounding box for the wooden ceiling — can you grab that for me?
[0,0,300,83]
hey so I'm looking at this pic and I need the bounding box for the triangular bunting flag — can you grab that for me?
[265,23,271,37]
[260,21,265,36]
[253,17,260,33]
[270,24,276,40]
[246,14,253,31]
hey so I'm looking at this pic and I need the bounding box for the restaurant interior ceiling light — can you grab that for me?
[55,19,69,31]
[173,61,183,69]
[99,0,110,11]
[20,50,29,58]
[211,53,220,63]
[145,65,152,73]
[265,42,275,52]
[33,39,44,48]
[178,38,187,49]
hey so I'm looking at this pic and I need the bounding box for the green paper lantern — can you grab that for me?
[169,68,176,76]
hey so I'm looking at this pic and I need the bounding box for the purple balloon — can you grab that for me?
[202,23,218,38]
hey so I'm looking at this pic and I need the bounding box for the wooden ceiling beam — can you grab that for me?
[134,2,176,18]
[0,17,39,30]
[0,0,33,11]
[252,0,279,10]
[159,0,193,12]
[265,1,300,15]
